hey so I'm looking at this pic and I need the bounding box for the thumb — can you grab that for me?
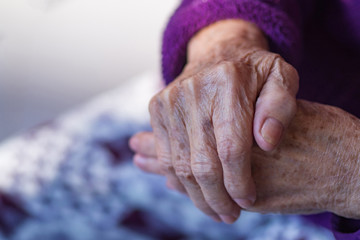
[253,58,299,151]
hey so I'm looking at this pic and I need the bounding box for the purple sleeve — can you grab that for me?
[161,0,305,84]
[304,213,360,240]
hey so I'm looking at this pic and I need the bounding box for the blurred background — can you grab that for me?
[0,0,178,141]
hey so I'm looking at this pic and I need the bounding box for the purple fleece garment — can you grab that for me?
[161,0,360,239]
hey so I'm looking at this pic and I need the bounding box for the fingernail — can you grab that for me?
[235,198,254,209]
[219,215,237,224]
[211,215,222,223]
[261,118,284,146]
[129,137,138,151]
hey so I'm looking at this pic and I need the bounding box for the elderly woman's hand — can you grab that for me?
[250,100,360,218]
[130,19,299,223]
[130,100,360,220]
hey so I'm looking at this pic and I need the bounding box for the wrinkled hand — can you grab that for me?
[130,20,299,223]
[130,100,360,220]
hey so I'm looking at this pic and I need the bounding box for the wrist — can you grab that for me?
[324,108,360,219]
[187,19,269,65]
[336,120,360,219]
[287,101,360,217]
[346,150,360,219]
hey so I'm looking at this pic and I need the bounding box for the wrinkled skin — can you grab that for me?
[131,19,299,223]
[130,100,360,220]
[130,19,360,223]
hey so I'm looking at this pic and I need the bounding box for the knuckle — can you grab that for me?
[192,162,220,185]
[149,89,186,125]
[180,76,195,91]
[263,52,282,68]
[148,94,163,115]
[159,160,175,174]
[161,85,186,114]
[181,76,208,104]
[173,159,193,182]
[272,57,299,95]
[216,60,237,74]
[207,199,236,215]
[282,61,299,92]
[217,138,246,164]
[176,168,196,184]
[270,52,282,60]
[282,60,299,80]
[159,88,172,104]
[225,180,249,198]
[213,61,239,81]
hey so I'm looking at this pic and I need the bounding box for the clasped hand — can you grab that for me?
[131,22,298,223]
[130,19,360,223]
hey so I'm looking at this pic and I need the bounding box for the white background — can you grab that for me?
[0,0,178,140]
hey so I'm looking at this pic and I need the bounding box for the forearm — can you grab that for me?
[162,0,303,84]
[187,19,268,64]
[251,99,360,219]
[293,100,360,220]
[317,103,360,219]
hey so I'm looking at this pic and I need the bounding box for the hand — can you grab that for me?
[130,19,299,223]
[130,100,360,219]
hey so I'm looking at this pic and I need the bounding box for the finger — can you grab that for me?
[253,58,299,151]
[212,79,256,210]
[129,132,157,158]
[149,95,186,194]
[166,180,175,190]
[133,153,187,195]
[162,86,220,219]
[190,119,241,223]
[166,180,190,197]
[133,154,163,175]
[181,79,241,224]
